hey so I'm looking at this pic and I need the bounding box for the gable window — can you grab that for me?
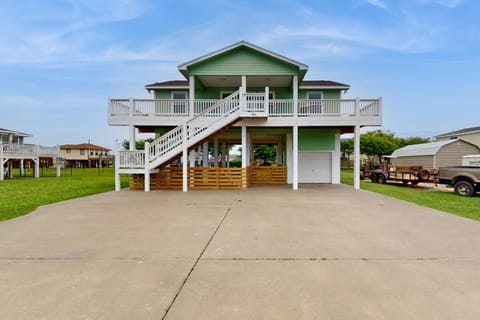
[172,91,188,115]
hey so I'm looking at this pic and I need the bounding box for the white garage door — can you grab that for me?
[299,152,332,183]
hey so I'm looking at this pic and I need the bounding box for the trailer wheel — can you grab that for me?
[377,174,386,184]
[369,173,378,183]
[454,180,475,197]
[417,170,430,181]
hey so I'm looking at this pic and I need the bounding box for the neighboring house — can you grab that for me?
[1,128,60,180]
[108,41,382,191]
[60,143,112,168]
[0,128,32,145]
[389,139,480,169]
[434,126,480,149]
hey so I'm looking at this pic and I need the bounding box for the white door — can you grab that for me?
[299,152,332,183]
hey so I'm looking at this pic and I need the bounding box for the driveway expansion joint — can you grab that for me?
[161,206,233,320]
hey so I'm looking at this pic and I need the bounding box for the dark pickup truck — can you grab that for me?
[436,166,480,197]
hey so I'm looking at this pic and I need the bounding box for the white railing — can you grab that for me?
[194,99,221,114]
[145,90,240,169]
[1,144,59,158]
[359,99,381,116]
[269,99,293,117]
[110,97,381,119]
[244,93,266,113]
[298,99,357,116]
[118,150,145,168]
[110,99,130,116]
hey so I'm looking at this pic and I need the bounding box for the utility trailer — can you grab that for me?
[363,162,436,185]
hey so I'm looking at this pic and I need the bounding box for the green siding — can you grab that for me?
[154,90,188,99]
[188,47,300,76]
[299,129,337,151]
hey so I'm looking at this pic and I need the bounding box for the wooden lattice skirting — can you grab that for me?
[129,166,288,190]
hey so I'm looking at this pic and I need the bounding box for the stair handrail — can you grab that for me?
[147,90,240,166]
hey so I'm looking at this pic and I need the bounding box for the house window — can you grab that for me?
[303,91,323,114]
[80,149,85,155]
[90,152,94,155]
[1,136,7,144]
[172,91,188,114]
[66,149,71,154]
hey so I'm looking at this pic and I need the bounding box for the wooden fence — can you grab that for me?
[129,166,248,190]
[129,166,288,190]
[247,166,288,184]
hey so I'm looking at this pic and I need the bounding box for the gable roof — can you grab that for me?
[60,143,110,151]
[178,40,308,73]
[435,126,480,139]
[0,128,33,137]
[390,139,462,157]
[145,79,350,90]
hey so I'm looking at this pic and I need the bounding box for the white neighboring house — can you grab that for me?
[108,41,382,191]
[0,128,61,180]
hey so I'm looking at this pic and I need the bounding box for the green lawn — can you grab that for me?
[341,169,480,221]
[0,168,128,221]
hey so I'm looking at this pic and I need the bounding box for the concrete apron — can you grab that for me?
[0,184,479,319]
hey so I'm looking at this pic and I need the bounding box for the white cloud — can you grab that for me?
[366,0,387,9]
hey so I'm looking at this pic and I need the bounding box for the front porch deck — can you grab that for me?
[108,97,382,127]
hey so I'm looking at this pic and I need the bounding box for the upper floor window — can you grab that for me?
[172,91,188,114]
[80,149,85,155]
[1,136,8,144]
[66,149,71,154]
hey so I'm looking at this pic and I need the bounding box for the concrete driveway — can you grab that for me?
[1,184,479,319]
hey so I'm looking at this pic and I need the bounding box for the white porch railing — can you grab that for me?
[110,97,381,120]
[119,150,145,168]
[1,144,60,158]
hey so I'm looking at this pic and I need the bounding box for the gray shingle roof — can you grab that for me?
[435,126,480,138]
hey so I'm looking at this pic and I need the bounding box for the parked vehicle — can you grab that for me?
[436,166,480,197]
[363,161,437,185]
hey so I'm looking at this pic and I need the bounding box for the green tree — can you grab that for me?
[253,144,277,165]
[396,136,430,148]
[341,139,354,158]
[360,130,398,160]
[121,138,154,150]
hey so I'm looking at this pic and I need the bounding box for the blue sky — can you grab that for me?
[1,0,479,148]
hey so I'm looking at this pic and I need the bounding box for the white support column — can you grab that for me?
[354,124,361,190]
[182,123,188,192]
[222,143,227,167]
[0,156,4,181]
[202,142,209,167]
[56,145,61,177]
[264,86,269,114]
[241,124,247,168]
[241,75,247,112]
[189,75,195,117]
[293,75,298,118]
[247,134,253,166]
[20,159,24,176]
[332,133,341,184]
[293,125,298,190]
[34,158,40,178]
[213,138,219,167]
[144,142,150,192]
[129,125,136,151]
[114,143,121,191]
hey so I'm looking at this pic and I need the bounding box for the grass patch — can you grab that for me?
[341,169,480,221]
[0,168,128,221]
